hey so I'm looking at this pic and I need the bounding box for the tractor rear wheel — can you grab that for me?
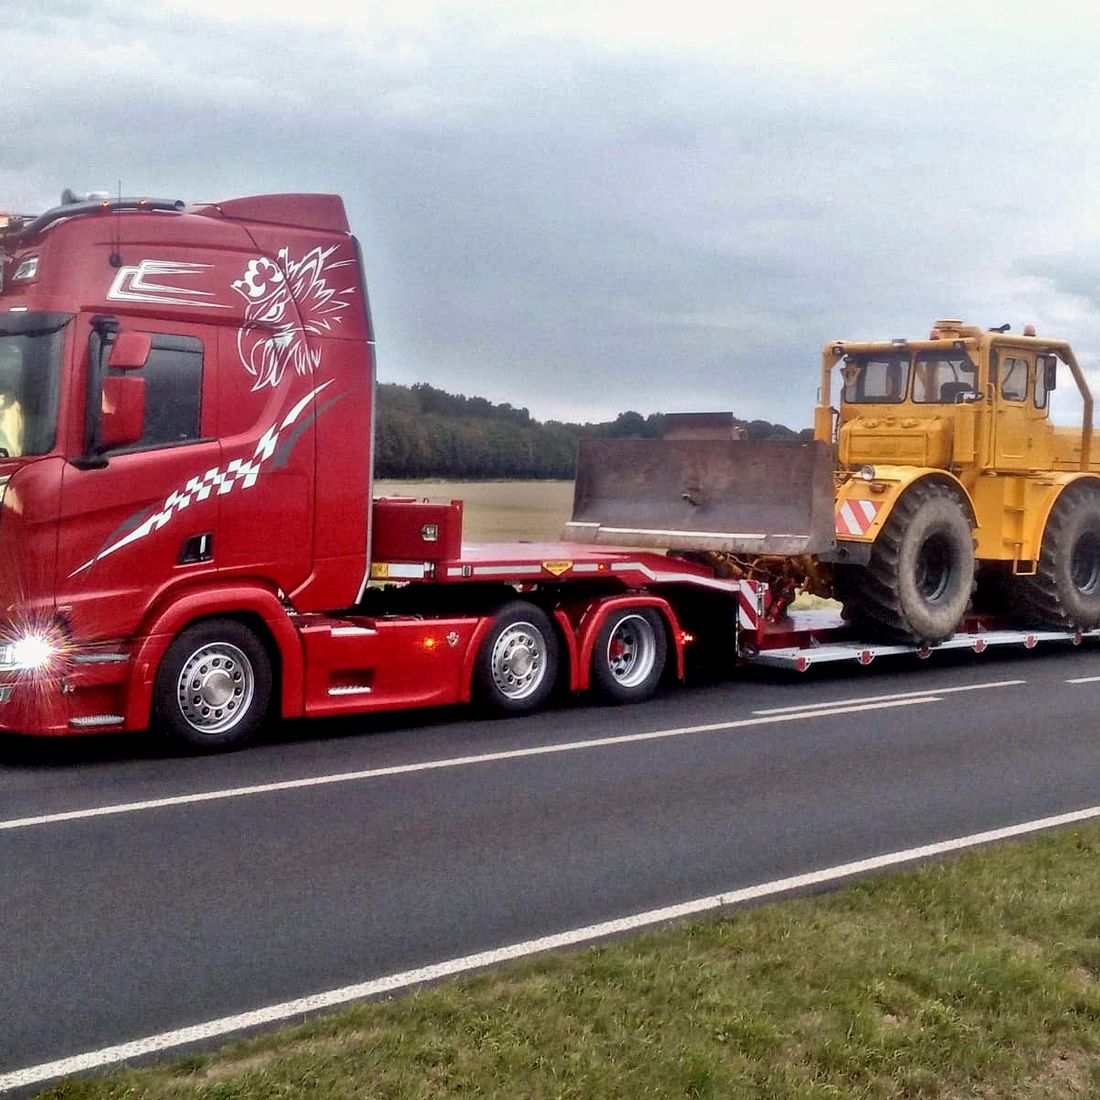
[1014,481,1100,629]
[836,483,974,645]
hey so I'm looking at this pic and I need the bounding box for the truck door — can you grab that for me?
[990,347,1033,471]
[56,315,221,642]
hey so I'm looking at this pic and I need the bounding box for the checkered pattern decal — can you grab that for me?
[70,381,331,576]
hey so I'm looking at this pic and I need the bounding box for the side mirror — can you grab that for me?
[108,331,152,371]
[99,375,146,451]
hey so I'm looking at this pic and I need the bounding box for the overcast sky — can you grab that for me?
[7,0,1100,426]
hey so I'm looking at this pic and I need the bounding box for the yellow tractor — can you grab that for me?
[566,320,1100,645]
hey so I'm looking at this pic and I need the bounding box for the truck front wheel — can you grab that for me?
[153,619,273,751]
[474,601,559,715]
[590,608,667,704]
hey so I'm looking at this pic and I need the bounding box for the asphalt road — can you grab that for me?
[4,643,1100,1090]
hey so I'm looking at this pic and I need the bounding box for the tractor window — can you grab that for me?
[999,356,1029,402]
[912,354,978,403]
[841,355,909,404]
[1034,354,1052,409]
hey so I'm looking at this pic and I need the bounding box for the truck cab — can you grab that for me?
[0,193,375,736]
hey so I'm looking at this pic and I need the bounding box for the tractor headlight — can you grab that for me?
[858,465,876,482]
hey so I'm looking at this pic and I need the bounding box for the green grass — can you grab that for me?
[36,822,1100,1098]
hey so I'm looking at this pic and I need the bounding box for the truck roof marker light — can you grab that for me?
[423,636,437,650]
[929,328,942,340]
[1024,324,1036,336]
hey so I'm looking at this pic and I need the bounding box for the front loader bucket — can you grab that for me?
[565,438,837,556]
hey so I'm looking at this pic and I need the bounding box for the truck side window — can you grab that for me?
[134,335,203,449]
[1000,356,1028,402]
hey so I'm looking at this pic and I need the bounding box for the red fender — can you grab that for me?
[575,595,684,692]
[125,583,305,730]
[455,603,581,703]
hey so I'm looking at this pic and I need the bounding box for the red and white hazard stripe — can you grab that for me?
[835,499,881,537]
[737,581,763,630]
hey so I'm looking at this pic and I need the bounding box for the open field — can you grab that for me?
[36,822,1100,1099]
[375,479,574,542]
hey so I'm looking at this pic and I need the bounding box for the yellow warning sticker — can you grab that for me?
[542,560,573,577]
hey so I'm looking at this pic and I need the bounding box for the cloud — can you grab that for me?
[7,0,1100,424]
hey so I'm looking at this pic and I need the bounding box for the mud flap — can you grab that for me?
[565,438,837,556]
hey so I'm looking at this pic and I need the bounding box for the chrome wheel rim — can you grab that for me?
[490,622,547,700]
[177,642,254,734]
[605,614,658,688]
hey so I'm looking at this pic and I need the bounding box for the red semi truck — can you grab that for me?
[0,192,1088,750]
[0,192,769,749]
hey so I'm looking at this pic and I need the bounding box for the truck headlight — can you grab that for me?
[0,633,57,671]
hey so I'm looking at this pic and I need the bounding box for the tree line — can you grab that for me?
[375,381,809,479]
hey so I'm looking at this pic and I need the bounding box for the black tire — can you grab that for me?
[835,483,974,645]
[590,607,668,705]
[1014,481,1100,629]
[473,601,559,715]
[153,618,273,751]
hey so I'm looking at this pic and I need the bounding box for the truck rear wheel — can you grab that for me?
[473,601,559,715]
[154,619,272,751]
[591,608,667,704]
[1015,481,1100,629]
[837,483,974,645]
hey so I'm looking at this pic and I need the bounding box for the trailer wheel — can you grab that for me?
[838,482,974,645]
[1016,481,1100,629]
[153,619,272,751]
[474,602,559,715]
[590,608,667,705]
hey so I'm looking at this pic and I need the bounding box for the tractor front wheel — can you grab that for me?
[836,483,974,645]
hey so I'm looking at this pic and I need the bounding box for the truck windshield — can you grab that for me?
[0,312,70,457]
[841,354,910,404]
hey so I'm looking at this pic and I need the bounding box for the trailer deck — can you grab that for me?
[747,608,1100,671]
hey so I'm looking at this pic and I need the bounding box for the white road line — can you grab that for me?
[4,800,1099,1092]
[751,679,1026,716]
[1066,676,1100,684]
[0,697,935,833]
